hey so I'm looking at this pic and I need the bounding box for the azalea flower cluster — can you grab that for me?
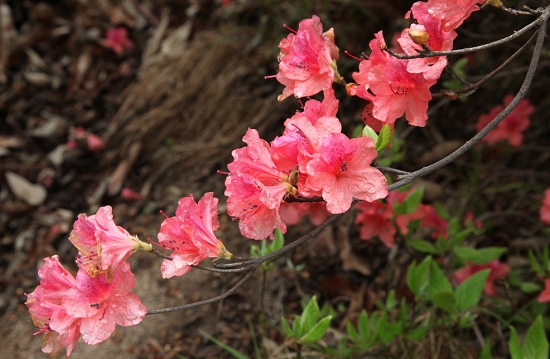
[275,1,485,129]
[26,193,233,356]
[225,89,388,240]
[354,189,448,247]
[25,206,151,356]
[346,0,487,128]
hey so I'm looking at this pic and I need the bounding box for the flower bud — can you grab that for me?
[408,28,429,45]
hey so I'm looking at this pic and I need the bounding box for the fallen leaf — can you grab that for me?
[5,171,47,206]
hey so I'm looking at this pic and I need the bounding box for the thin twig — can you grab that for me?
[383,12,544,59]
[146,269,257,314]
[389,10,549,192]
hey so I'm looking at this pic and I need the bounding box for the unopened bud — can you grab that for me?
[443,91,459,101]
[408,28,429,45]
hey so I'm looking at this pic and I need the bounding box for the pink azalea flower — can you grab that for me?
[305,133,388,214]
[276,15,341,101]
[158,193,232,278]
[26,257,146,355]
[427,0,482,32]
[69,206,152,277]
[399,2,457,80]
[64,262,146,345]
[351,31,437,127]
[453,260,509,296]
[225,129,299,239]
[476,94,534,147]
[26,256,81,356]
[355,200,396,247]
[105,27,133,55]
[540,188,550,225]
[537,279,550,303]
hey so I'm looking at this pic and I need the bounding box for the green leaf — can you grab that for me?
[281,317,293,337]
[407,239,437,254]
[357,310,370,341]
[520,282,543,294]
[362,125,379,144]
[386,290,397,310]
[456,269,490,311]
[272,229,285,250]
[509,326,522,359]
[393,188,424,215]
[300,296,320,333]
[406,325,429,341]
[346,321,359,341]
[375,124,391,152]
[376,312,400,343]
[529,250,543,276]
[407,257,432,297]
[432,291,457,314]
[301,315,333,343]
[200,330,251,359]
[523,315,549,359]
[427,260,453,295]
[453,246,506,264]
[478,340,491,359]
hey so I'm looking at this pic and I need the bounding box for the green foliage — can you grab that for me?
[200,330,251,359]
[250,229,285,271]
[375,124,391,152]
[377,133,405,166]
[443,57,469,90]
[509,316,549,359]
[453,246,507,264]
[282,296,333,345]
[393,188,424,215]
[361,124,378,143]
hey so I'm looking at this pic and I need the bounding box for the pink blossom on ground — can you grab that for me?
[305,133,388,213]
[537,279,550,303]
[64,262,146,345]
[476,94,534,147]
[276,15,341,100]
[540,188,550,225]
[355,200,396,247]
[26,256,81,356]
[453,260,510,296]
[427,0,482,32]
[69,206,151,277]
[120,187,141,201]
[225,129,294,239]
[105,27,133,55]
[158,193,231,278]
[86,133,104,152]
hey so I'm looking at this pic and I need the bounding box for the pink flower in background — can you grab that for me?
[69,206,151,277]
[453,260,510,296]
[427,0,482,32]
[540,188,550,225]
[355,200,396,247]
[279,202,329,226]
[105,27,133,55]
[305,134,388,213]
[158,193,231,278]
[476,94,534,147]
[276,15,340,100]
[64,262,146,345]
[537,279,550,303]
[26,256,80,356]
[355,189,448,247]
